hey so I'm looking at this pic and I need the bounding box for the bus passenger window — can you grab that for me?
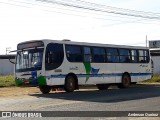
[65,45,82,62]
[119,49,131,63]
[45,43,64,70]
[83,47,91,62]
[106,48,119,63]
[92,47,105,63]
[138,50,149,63]
[131,50,138,63]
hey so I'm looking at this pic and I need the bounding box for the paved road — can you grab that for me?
[0,84,160,119]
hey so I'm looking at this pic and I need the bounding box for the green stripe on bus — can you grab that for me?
[37,76,47,86]
[83,62,91,83]
[15,78,23,86]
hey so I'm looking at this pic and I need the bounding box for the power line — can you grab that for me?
[74,0,160,15]
[3,0,160,22]
[1,0,160,28]
[58,0,160,22]
[4,0,142,20]
[1,0,151,23]
[37,0,160,20]
[0,1,30,8]
[37,0,160,22]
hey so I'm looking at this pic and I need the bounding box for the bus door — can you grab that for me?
[45,43,64,85]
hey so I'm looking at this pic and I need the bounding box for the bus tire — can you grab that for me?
[64,75,75,92]
[96,84,109,90]
[118,74,131,88]
[39,85,51,94]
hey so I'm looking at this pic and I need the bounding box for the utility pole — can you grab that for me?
[6,47,11,55]
[146,35,148,47]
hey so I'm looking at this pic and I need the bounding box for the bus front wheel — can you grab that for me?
[118,74,131,88]
[64,75,75,92]
[39,85,51,94]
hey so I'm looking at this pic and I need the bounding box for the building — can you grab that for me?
[149,40,160,75]
[150,49,160,75]
[0,55,15,75]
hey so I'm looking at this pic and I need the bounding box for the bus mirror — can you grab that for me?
[9,58,16,64]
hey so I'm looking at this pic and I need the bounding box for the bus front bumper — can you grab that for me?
[15,78,38,87]
[15,76,47,87]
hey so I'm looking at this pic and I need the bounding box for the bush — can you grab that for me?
[139,75,160,83]
[0,75,15,87]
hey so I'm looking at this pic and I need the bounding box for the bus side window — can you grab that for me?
[65,45,83,62]
[47,51,54,64]
[45,43,64,70]
[131,50,138,63]
[92,47,105,63]
[119,49,131,63]
[83,47,91,62]
[145,50,150,63]
[138,50,149,63]
[106,48,119,63]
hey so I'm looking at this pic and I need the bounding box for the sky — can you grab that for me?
[0,0,160,54]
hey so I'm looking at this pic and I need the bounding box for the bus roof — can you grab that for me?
[18,39,149,50]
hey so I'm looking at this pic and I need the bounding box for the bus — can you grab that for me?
[15,39,152,94]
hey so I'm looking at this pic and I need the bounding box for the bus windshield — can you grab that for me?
[16,48,44,72]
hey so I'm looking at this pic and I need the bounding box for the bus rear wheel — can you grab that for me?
[96,84,109,90]
[39,85,51,94]
[64,75,75,92]
[118,74,131,88]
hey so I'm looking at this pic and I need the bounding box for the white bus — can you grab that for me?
[15,39,152,93]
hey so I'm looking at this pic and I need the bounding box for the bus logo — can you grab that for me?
[2,112,11,118]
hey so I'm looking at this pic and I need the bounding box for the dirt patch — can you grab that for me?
[0,87,66,98]
[0,87,41,97]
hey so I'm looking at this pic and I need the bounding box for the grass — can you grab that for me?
[0,75,160,87]
[0,75,15,87]
[139,75,160,83]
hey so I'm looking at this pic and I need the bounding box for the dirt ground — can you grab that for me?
[0,86,67,98]
[1,84,159,98]
[0,87,42,97]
